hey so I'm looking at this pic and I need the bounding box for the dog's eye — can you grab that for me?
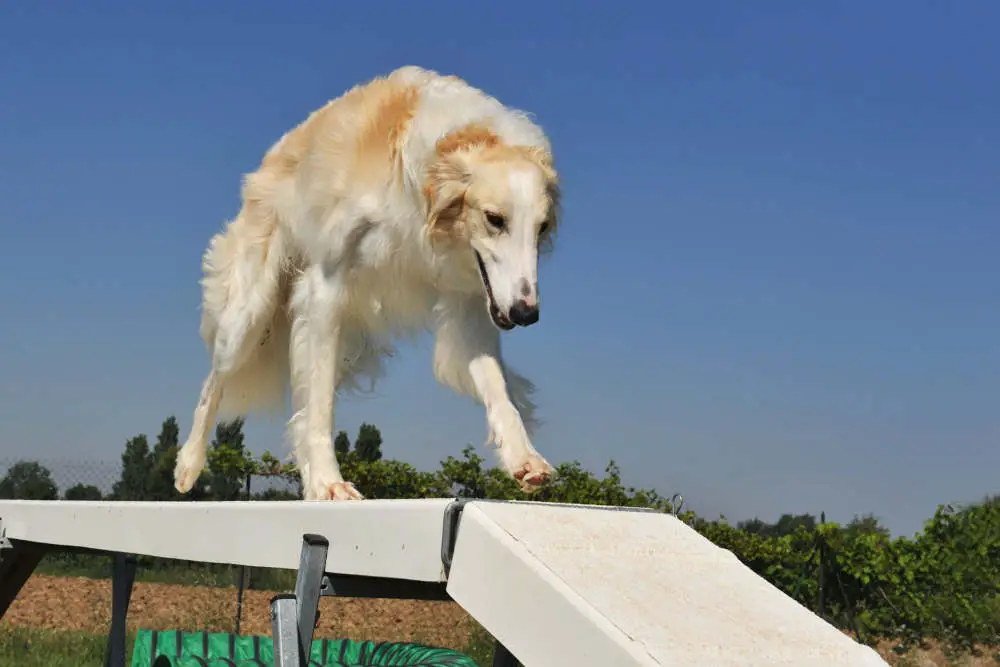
[484,211,506,231]
[538,222,550,237]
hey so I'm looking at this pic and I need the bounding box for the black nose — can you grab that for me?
[509,299,540,327]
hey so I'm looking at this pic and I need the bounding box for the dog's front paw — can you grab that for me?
[305,479,364,501]
[487,403,554,493]
[174,442,206,493]
[511,454,554,493]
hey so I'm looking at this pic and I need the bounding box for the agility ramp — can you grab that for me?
[0,499,888,666]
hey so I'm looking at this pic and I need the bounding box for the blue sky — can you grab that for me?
[1,2,997,537]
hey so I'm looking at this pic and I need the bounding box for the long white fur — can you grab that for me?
[173,66,558,501]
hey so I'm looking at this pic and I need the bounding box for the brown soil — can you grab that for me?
[871,639,999,667]
[3,574,476,651]
[5,575,999,666]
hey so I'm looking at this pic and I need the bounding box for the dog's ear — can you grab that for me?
[424,154,470,240]
[518,145,559,185]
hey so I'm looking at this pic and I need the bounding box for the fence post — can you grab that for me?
[817,510,826,620]
[235,474,252,635]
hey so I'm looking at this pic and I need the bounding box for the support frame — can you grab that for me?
[270,499,522,667]
[1,500,524,667]
[0,526,138,667]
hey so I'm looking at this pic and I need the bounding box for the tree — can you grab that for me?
[843,513,890,539]
[738,513,817,538]
[253,488,300,501]
[737,518,770,535]
[773,513,817,537]
[64,483,103,501]
[354,423,383,463]
[148,416,181,501]
[334,430,351,458]
[207,418,255,501]
[339,457,450,500]
[0,461,58,500]
[111,435,154,500]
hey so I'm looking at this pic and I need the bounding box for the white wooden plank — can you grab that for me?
[0,499,452,582]
[447,501,889,667]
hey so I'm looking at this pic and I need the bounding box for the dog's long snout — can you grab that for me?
[509,299,540,327]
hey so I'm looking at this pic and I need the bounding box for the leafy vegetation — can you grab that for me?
[2,414,999,656]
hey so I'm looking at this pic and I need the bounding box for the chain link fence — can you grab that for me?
[0,456,301,502]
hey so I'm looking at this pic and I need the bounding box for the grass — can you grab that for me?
[0,624,496,667]
[0,626,127,667]
[461,623,498,665]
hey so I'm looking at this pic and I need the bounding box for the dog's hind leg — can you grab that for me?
[432,295,553,493]
[287,262,362,501]
[174,203,287,494]
[174,369,223,493]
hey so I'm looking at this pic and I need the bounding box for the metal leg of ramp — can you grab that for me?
[269,533,329,667]
[105,553,137,667]
[271,525,522,667]
[271,533,454,667]
[271,594,303,667]
[0,537,45,618]
[294,534,328,657]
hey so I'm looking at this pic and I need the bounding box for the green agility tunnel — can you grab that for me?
[131,629,478,667]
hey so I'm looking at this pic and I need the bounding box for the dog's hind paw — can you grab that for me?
[512,455,554,493]
[173,443,206,494]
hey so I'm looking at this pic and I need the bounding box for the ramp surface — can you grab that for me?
[0,499,890,666]
[446,501,888,667]
[0,499,451,582]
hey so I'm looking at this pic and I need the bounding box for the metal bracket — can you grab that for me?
[441,498,470,577]
[0,519,11,551]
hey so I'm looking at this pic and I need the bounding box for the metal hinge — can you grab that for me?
[440,498,471,577]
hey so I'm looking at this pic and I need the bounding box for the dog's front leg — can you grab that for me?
[433,296,554,492]
[289,262,362,501]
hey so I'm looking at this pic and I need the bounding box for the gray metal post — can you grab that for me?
[271,594,301,667]
[294,534,328,661]
[104,553,137,667]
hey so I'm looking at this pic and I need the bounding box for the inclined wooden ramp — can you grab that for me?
[0,499,889,666]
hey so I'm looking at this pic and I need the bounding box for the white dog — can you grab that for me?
[173,66,561,501]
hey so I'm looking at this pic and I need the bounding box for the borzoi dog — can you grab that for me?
[172,66,561,501]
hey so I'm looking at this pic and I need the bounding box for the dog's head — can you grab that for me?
[425,126,560,331]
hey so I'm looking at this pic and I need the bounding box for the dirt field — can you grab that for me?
[4,574,998,666]
[3,574,476,651]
